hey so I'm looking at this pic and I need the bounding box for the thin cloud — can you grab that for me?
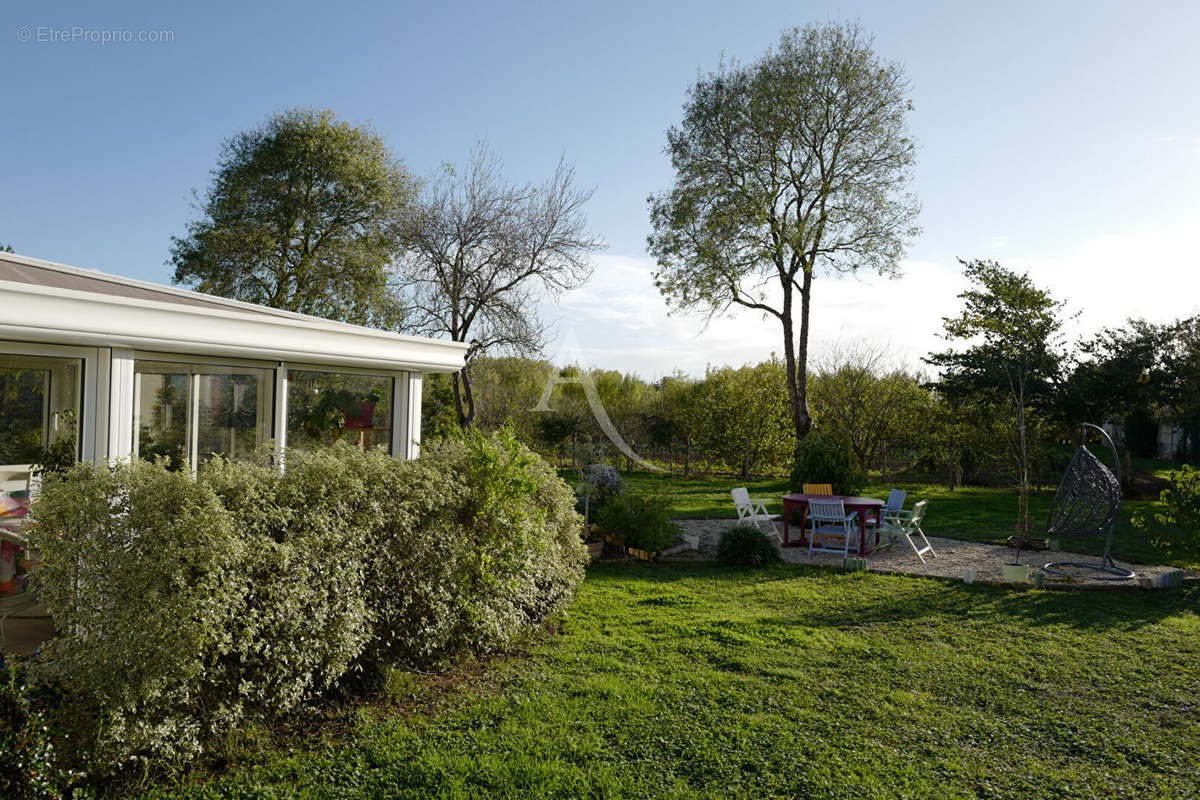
[537,225,1200,379]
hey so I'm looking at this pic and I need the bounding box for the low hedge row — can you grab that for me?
[25,429,586,775]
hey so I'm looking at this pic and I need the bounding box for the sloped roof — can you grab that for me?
[1,254,322,319]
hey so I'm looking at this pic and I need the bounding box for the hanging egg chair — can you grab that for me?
[1043,423,1135,580]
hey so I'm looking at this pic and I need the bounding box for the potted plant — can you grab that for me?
[1003,521,1032,583]
[1005,514,1050,550]
[595,492,679,561]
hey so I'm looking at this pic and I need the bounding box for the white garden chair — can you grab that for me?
[731,488,781,540]
[867,489,907,529]
[876,499,935,563]
[807,498,859,558]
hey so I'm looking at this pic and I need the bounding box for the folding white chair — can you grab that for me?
[731,487,781,540]
[807,498,859,558]
[877,500,935,563]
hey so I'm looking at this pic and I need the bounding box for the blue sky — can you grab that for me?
[3,0,1199,377]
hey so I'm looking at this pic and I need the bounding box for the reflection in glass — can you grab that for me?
[196,371,268,466]
[134,362,273,471]
[0,355,81,468]
[287,369,392,454]
[134,371,190,470]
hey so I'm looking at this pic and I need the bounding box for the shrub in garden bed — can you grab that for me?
[1133,464,1200,562]
[25,429,586,779]
[595,491,680,553]
[579,464,625,511]
[367,432,588,669]
[717,525,782,566]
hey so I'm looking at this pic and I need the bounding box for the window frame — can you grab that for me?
[128,351,412,466]
[285,366,399,456]
[0,341,99,465]
[132,357,275,472]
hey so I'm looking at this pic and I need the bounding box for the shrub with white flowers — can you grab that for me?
[27,429,585,775]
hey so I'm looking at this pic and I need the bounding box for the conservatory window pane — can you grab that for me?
[134,362,274,470]
[0,354,81,471]
[133,368,190,470]
[0,353,80,545]
[287,369,392,454]
[0,367,49,467]
[195,369,272,466]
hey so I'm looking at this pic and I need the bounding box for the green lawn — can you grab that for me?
[570,470,1188,568]
[141,563,1200,799]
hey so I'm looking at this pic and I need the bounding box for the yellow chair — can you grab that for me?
[798,483,834,534]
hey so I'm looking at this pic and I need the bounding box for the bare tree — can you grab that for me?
[392,145,604,427]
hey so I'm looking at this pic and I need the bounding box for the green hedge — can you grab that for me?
[27,430,586,774]
[1,662,78,800]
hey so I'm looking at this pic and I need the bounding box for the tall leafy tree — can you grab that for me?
[468,355,555,443]
[1164,315,1200,461]
[653,375,706,475]
[0,243,13,253]
[171,108,415,325]
[1066,320,1171,423]
[1063,318,1174,470]
[927,259,1068,541]
[648,23,919,445]
[392,144,603,428]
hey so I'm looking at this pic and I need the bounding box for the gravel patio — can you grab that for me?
[660,518,1184,589]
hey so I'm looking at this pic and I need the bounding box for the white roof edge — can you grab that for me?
[0,256,469,374]
[0,250,466,350]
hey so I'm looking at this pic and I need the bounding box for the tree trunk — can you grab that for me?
[684,434,692,478]
[793,271,815,441]
[780,270,815,451]
[451,367,476,428]
[1016,392,1030,543]
[451,371,466,427]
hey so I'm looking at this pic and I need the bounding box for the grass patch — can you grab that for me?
[138,563,1200,799]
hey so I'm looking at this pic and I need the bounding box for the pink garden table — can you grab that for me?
[781,493,885,556]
